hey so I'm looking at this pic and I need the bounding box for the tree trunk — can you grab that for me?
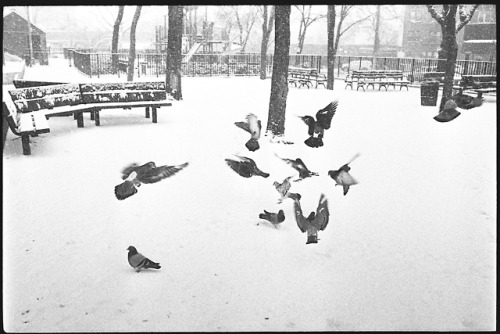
[166,6,184,100]
[111,6,124,74]
[327,5,336,90]
[372,5,381,70]
[266,5,290,138]
[127,6,142,81]
[438,9,458,111]
[260,6,274,80]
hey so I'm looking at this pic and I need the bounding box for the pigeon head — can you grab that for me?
[127,246,138,254]
[288,193,301,201]
[273,181,280,187]
[277,210,285,222]
[328,170,339,179]
[307,212,316,221]
[245,139,260,152]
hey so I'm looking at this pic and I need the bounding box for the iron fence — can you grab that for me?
[70,50,496,83]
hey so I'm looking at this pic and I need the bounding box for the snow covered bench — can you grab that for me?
[78,81,172,126]
[3,100,50,155]
[453,75,496,98]
[13,79,69,89]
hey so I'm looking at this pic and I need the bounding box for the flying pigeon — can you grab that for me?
[225,155,270,178]
[298,100,339,148]
[235,113,262,151]
[293,194,330,244]
[434,92,484,122]
[328,153,360,196]
[258,209,285,228]
[127,246,161,272]
[114,161,189,200]
[274,176,293,203]
[275,154,318,181]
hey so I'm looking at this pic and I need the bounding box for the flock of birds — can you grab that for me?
[120,91,482,272]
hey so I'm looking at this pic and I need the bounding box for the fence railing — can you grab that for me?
[70,50,496,83]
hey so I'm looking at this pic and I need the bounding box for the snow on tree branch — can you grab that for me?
[456,4,480,32]
[426,5,444,25]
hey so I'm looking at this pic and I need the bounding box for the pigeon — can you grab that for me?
[235,113,262,152]
[274,176,293,203]
[127,246,161,272]
[293,194,330,244]
[328,153,360,195]
[298,100,339,148]
[275,154,318,181]
[434,92,484,123]
[225,155,269,178]
[114,161,189,200]
[258,209,285,228]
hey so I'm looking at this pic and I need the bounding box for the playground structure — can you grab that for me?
[154,19,243,63]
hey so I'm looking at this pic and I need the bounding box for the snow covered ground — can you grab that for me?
[3,58,496,331]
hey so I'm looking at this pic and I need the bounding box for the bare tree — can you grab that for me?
[231,6,259,52]
[166,5,183,100]
[127,6,142,81]
[266,5,291,139]
[294,5,326,54]
[259,5,275,80]
[427,4,479,110]
[111,6,125,74]
[372,5,381,65]
[326,5,371,89]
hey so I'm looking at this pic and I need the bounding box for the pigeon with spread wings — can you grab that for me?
[114,161,189,200]
[328,153,360,196]
[434,92,484,123]
[225,155,270,178]
[299,100,339,148]
[275,154,318,181]
[293,194,330,244]
[235,113,262,151]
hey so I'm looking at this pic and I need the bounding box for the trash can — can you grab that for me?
[420,80,440,106]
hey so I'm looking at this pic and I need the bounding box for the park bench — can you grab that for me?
[288,67,327,89]
[6,81,173,155]
[348,70,409,91]
[453,75,496,98]
[13,79,68,89]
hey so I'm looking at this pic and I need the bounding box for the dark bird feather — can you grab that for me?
[259,209,285,228]
[225,155,269,178]
[127,246,161,272]
[292,194,329,244]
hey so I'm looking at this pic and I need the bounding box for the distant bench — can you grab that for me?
[453,75,496,98]
[346,70,409,91]
[288,67,327,89]
[5,81,173,155]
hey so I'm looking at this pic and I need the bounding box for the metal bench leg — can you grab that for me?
[90,111,95,121]
[95,110,100,126]
[22,135,31,155]
[145,106,150,118]
[477,92,483,98]
[76,112,84,128]
[152,107,158,123]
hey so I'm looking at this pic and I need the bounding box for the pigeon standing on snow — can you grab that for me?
[275,154,319,181]
[434,92,484,123]
[293,194,330,244]
[328,153,360,196]
[235,113,262,152]
[225,155,270,178]
[258,209,285,228]
[298,100,339,148]
[114,161,189,200]
[127,246,161,272]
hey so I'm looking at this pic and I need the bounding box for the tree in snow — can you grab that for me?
[294,5,326,54]
[259,5,275,80]
[127,6,142,82]
[266,5,291,139]
[166,5,183,101]
[426,4,479,111]
[111,6,125,74]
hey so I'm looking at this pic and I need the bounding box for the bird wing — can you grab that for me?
[337,170,358,186]
[129,252,147,267]
[315,100,338,130]
[225,159,241,173]
[246,114,261,139]
[234,155,254,165]
[443,99,458,111]
[120,163,140,180]
[139,162,189,184]
[338,163,351,173]
[293,200,308,233]
[235,121,251,134]
[115,180,138,200]
[313,194,329,230]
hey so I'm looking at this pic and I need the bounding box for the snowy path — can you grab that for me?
[3,59,496,331]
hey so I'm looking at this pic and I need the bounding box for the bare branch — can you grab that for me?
[456,4,480,32]
[426,5,444,25]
